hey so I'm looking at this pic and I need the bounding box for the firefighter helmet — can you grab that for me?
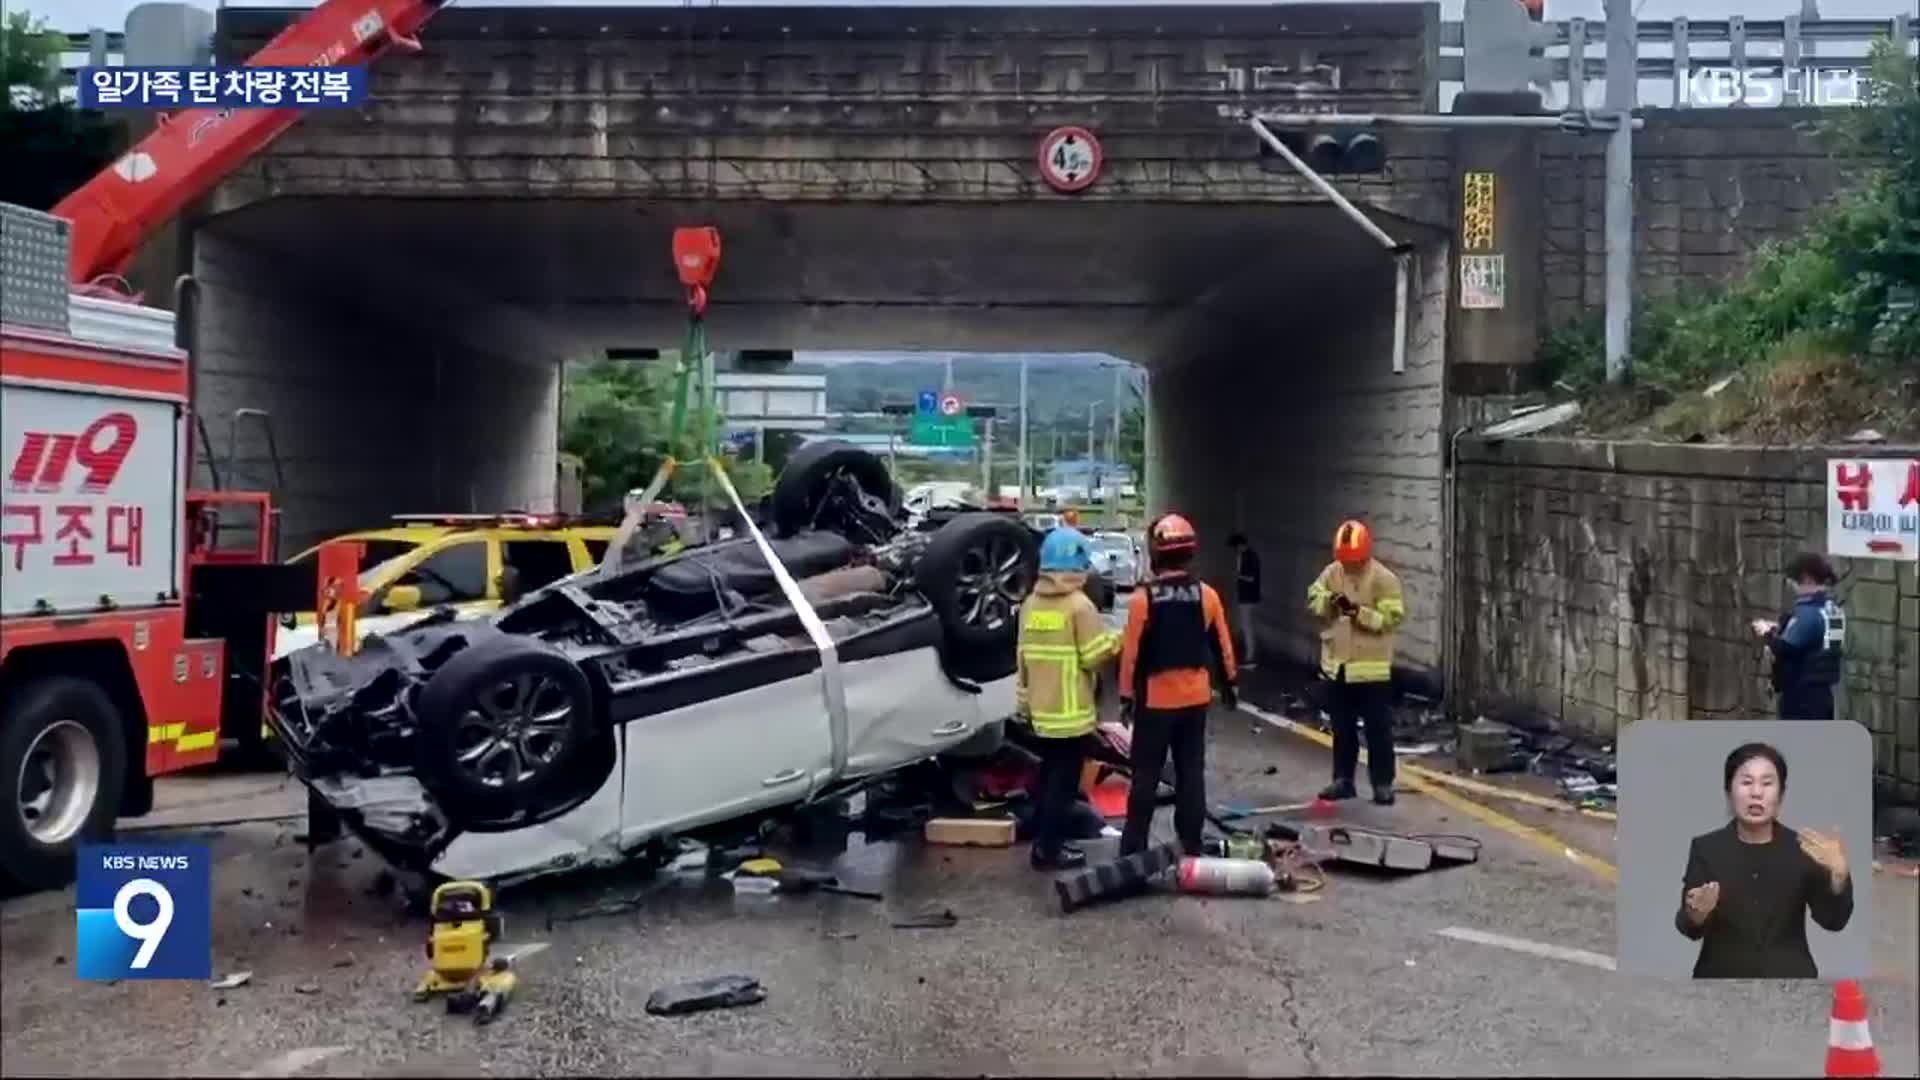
[1039,527,1093,573]
[1334,519,1372,565]
[1149,513,1199,555]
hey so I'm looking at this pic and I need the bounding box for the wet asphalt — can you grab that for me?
[3,709,1918,1077]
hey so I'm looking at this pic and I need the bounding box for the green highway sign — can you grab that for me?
[909,414,974,447]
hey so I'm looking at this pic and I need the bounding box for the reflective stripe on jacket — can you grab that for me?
[1016,571,1122,738]
[1305,557,1405,683]
[1118,573,1237,710]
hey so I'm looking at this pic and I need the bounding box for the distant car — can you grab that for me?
[1089,530,1140,588]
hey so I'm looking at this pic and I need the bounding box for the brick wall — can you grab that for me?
[193,232,560,552]
[212,4,1451,227]
[1453,437,1920,801]
[1539,110,1867,328]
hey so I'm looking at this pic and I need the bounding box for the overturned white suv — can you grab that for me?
[267,442,1059,887]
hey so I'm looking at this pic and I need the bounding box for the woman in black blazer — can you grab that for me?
[1676,742,1854,979]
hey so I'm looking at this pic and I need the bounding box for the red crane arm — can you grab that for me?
[53,0,447,287]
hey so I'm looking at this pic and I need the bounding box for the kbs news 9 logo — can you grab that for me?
[75,845,211,981]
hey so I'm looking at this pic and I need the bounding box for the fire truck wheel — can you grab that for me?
[413,636,597,823]
[0,676,129,892]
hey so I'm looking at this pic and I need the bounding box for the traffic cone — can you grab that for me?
[1826,979,1880,1078]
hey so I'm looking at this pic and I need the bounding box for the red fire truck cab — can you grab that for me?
[1,203,315,890]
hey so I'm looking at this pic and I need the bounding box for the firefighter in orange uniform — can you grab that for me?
[1117,513,1238,857]
[1306,519,1407,805]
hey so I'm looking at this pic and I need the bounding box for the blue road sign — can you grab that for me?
[917,390,939,415]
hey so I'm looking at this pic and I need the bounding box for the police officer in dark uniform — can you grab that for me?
[1752,552,1846,720]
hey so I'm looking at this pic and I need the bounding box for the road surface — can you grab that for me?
[3,711,1916,1077]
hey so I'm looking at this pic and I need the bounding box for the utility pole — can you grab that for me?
[942,355,954,395]
[1603,0,1636,383]
[1109,366,1122,469]
[1017,356,1030,511]
[980,417,994,497]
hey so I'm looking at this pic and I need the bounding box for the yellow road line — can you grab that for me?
[1402,762,1618,822]
[1242,704,1619,883]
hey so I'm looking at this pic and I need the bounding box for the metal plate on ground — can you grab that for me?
[1,203,72,333]
[1298,824,1478,872]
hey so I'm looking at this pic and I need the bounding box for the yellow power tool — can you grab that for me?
[413,881,526,1024]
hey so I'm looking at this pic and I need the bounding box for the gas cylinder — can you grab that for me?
[1176,856,1276,897]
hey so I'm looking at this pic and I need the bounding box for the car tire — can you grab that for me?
[771,440,898,539]
[412,636,599,825]
[0,677,127,892]
[916,513,1039,681]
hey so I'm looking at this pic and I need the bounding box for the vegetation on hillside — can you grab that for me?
[1540,40,1919,443]
[1,9,121,211]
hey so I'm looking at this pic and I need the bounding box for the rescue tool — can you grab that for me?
[412,880,546,1025]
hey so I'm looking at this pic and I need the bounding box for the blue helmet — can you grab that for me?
[1039,527,1092,573]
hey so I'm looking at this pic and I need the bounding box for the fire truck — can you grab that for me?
[0,0,447,891]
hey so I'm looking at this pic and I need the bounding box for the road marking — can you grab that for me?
[1435,926,1617,971]
[243,1046,351,1078]
[1242,703,1619,883]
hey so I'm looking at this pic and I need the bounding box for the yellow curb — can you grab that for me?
[1244,705,1619,884]
[1402,763,1619,823]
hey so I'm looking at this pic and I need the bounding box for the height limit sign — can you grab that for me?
[1038,126,1102,193]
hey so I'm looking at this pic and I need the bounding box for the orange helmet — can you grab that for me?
[1334,520,1372,565]
[1149,513,1198,556]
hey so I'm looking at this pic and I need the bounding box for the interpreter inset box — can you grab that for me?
[1615,720,1872,980]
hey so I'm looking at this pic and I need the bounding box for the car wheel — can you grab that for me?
[771,440,898,541]
[413,636,598,824]
[916,513,1039,680]
[0,677,127,892]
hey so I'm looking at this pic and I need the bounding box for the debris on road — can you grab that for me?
[925,818,1016,847]
[210,971,253,990]
[645,975,768,1016]
[1295,825,1482,873]
[891,906,960,929]
[294,982,320,995]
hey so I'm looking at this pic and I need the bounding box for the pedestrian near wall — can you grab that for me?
[1117,513,1238,857]
[1306,519,1406,806]
[1751,552,1846,721]
[1228,532,1262,668]
[1016,527,1123,871]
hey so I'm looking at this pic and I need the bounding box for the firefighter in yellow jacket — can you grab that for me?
[1306,519,1407,805]
[1016,527,1122,870]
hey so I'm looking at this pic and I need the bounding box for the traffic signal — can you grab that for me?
[1258,127,1385,175]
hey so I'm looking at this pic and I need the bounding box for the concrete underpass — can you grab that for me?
[191,196,1447,683]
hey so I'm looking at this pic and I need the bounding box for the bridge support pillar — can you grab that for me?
[1447,94,1545,395]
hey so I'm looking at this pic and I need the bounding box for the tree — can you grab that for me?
[561,357,671,511]
[2,10,64,108]
[2,9,121,211]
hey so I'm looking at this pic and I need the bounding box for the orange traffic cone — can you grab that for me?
[1826,980,1880,1078]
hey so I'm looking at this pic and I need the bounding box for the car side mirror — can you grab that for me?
[385,584,424,612]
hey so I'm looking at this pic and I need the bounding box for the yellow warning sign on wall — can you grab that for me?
[1461,171,1496,252]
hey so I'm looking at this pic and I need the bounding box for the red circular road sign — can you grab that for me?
[939,394,963,417]
[1037,126,1102,193]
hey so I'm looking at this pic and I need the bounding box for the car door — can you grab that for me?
[616,544,836,842]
